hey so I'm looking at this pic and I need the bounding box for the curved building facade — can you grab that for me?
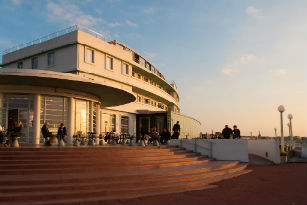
[0,25,201,144]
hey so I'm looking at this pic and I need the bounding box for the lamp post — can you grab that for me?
[278,105,285,152]
[288,114,293,150]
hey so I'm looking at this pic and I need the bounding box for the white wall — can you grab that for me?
[301,144,307,158]
[248,139,280,164]
[170,139,248,162]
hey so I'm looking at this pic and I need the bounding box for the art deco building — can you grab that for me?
[0,25,201,144]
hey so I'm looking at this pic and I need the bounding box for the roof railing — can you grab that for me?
[2,25,111,55]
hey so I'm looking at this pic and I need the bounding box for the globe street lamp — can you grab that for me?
[278,105,285,152]
[288,114,293,150]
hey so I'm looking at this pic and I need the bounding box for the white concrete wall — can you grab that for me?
[301,144,307,158]
[170,139,248,162]
[247,139,281,164]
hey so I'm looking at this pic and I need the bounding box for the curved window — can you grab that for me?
[40,96,68,142]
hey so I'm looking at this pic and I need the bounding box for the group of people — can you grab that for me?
[136,121,181,145]
[41,122,67,146]
[0,119,23,147]
[222,125,241,139]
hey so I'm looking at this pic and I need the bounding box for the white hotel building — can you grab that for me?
[0,25,201,145]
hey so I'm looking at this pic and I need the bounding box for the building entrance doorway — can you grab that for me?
[0,94,34,144]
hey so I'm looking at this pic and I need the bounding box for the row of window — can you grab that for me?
[17,52,55,69]
[85,48,129,75]
[136,94,167,110]
[132,71,171,94]
[111,41,166,80]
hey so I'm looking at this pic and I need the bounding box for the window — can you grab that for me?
[17,62,23,69]
[137,96,142,102]
[132,71,135,77]
[47,52,55,66]
[31,57,38,69]
[139,57,145,67]
[122,63,129,75]
[106,56,113,70]
[86,48,94,63]
[144,98,150,104]
[146,62,151,71]
[134,54,140,63]
[121,116,129,134]
[137,74,141,79]
[143,76,149,82]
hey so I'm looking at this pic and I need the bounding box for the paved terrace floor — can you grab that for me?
[106,163,306,205]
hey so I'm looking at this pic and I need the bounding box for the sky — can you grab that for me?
[0,0,306,137]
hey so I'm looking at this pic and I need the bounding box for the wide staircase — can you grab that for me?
[0,146,251,205]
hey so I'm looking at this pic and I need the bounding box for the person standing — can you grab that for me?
[233,125,241,139]
[222,125,233,139]
[172,121,181,139]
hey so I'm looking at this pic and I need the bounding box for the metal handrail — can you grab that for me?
[2,25,111,55]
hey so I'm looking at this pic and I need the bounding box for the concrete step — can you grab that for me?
[0,146,251,205]
[0,156,209,169]
[0,150,193,160]
[0,169,251,204]
[0,152,199,164]
[0,164,247,193]
[0,161,240,186]
[0,158,211,175]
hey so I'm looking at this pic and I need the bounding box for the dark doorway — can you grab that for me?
[8,109,18,130]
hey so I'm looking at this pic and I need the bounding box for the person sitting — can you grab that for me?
[222,125,233,139]
[160,128,171,144]
[233,125,241,139]
[41,122,54,146]
[57,123,67,142]
[109,130,119,144]
[104,132,110,143]
[10,121,23,145]
[150,128,160,145]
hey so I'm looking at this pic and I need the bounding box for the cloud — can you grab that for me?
[143,7,154,14]
[108,22,121,27]
[126,20,138,28]
[47,1,104,27]
[222,53,258,75]
[94,8,103,15]
[268,69,289,76]
[11,0,21,5]
[239,53,257,64]
[246,6,263,18]
[222,64,238,75]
